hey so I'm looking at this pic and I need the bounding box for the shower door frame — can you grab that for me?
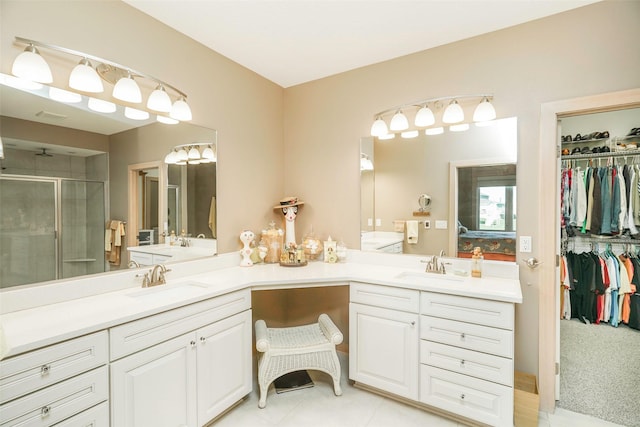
[0,173,108,285]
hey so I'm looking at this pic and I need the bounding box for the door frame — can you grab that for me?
[538,88,640,412]
[127,161,166,248]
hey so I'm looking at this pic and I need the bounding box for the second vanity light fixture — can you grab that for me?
[10,36,192,122]
[370,95,496,139]
[164,143,216,165]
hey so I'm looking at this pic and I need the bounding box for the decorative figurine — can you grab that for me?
[324,236,338,263]
[274,197,304,246]
[239,230,255,267]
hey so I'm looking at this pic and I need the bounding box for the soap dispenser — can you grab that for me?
[471,247,483,278]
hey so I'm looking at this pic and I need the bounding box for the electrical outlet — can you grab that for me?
[375,218,382,227]
[424,220,431,229]
[520,236,532,253]
[367,218,373,227]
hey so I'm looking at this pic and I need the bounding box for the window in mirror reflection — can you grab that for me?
[478,185,516,231]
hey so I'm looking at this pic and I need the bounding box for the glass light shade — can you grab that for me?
[473,97,496,122]
[189,159,201,165]
[49,87,81,103]
[69,58,103,93]
[157,115,179,125]
[378,133,396,140]
[401,130,419,139]
[112,74,142,103]
[200,158,211,164]
[11,45,53,83]
[164,151,179,164]
[88,97,116,113]
[414,106,435,127]
[449,123,470,132]
[124,107,149,120]
[202,146,216,161]
[176,148,189,161]
[147,85,172,112]
[425,127,444,136]
[370,117,388,137]
[389,110,409,131]
[188,147,201,160]
[170,97,192,121]
[360,155,374,171]
[442,100,464,124]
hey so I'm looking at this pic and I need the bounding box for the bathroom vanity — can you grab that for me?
[0,251,521,427]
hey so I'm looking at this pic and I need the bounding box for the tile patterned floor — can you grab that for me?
[212,353,626,427]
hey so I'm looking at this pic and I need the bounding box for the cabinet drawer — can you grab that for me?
[420,365,512,427]
[0,331,108,404]
[53,401,109,427]
[420,341,513,386]
[110,289,251,360]
[421,292,514,330]
[0,366,108,427]
[350,282,419,313]
[128,251,153,266]
[420,316,513,358]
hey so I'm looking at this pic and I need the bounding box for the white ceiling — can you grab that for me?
[124,0,600,88]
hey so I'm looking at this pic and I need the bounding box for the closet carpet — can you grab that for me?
[559,319,640,427]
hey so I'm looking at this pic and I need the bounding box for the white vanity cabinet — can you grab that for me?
[349,282,420,399]
[0,331,109,427]
[419,292,515,427]
[109,289,252,427]
[128,250,172,267]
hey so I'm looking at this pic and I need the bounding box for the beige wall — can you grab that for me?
[283,0,640,378]
[1,0,285,254]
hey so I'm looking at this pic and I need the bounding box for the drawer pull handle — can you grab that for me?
[460,359,465,366]
[460,393,465,400]
[41,406,51,417]
[190,340,196,347]
[200,336,206,343]
[410,321,416,326]
[40,364,51,375]
[460,333,465,339]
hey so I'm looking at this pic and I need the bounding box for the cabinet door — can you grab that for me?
[196,310,252,426]
[52,401,109,427]
[349,303,419,399]
[110,333,197,427]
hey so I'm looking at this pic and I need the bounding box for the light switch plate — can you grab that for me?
[375,218,382,227]
[367,218,373,227]
[520,236,532,253]
[424,220,431,229]
[435,220,447,229]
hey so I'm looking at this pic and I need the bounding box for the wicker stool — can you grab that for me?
[254,313,343,408]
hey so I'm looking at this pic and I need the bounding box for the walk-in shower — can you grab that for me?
[0,146,108,289]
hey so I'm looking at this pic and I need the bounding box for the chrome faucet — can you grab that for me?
[141,264,171,287]
[422,250,450,274]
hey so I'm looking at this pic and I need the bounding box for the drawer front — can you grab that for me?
[0,366,108,427]
[0,331,108,404]
[420,365,513,427]
[110,288,251,360]
[153,254,173,263]
[350,282,419,313]
[421,292,514,330]
[53,401,109,427]
[420,340,513,386]
[128,251,153,266]
[420,316,513,358]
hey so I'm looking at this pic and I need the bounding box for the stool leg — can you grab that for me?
[331,350,342,396]
[258,381,268,408]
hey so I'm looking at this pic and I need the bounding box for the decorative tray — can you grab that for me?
[279,261,308,267]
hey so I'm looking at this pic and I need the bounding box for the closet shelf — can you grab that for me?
[561,150,640,160]
[564,235,640,245]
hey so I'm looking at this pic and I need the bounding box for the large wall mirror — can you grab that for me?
[360,116,517,260]
[0,79,217,290]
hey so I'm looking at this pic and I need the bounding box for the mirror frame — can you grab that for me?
[448,157,517,257]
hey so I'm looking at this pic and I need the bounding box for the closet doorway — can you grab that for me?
[538,88,640,417]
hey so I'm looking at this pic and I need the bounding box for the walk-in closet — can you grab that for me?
[558,107,640,427]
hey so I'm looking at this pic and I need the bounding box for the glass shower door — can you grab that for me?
[60,180,105,280]
[0,177,57,288]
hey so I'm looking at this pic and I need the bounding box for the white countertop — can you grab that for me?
[0,251,522,360]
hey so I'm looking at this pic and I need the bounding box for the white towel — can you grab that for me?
[406,220,419,244]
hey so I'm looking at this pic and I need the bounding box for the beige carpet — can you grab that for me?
[559,319,640,427]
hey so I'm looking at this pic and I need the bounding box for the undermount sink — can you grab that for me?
[126,281,209,299]
[395,270,465,283]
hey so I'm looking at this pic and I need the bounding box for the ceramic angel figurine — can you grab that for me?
[274,197,304,247]
[239,230,255,267]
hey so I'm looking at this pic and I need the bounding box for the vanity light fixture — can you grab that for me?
[360,153,374,171]
[370,94,495,138]
[10,36,192,122]
[165,143,216,165]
